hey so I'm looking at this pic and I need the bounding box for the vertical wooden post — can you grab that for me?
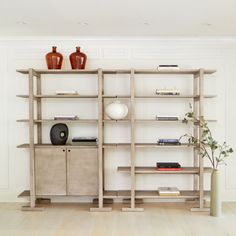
[29,68,36,208]
[36,74,42,144]
[122,69,143,212]
[191,69,209,212]
[198,68,204,209]
[90,69,111,212]
[193,73,199,191]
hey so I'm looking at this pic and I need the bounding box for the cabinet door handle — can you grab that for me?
[62,149,66,152]
[68,149,71,152]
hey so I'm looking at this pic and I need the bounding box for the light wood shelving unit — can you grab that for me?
[17,68,216,212]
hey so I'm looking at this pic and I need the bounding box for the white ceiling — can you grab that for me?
[0,0,236,37]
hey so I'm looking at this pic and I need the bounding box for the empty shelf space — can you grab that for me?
[103,190,210,199]
[17,119,98,123]
[17,144,98,148]
[135,119,217,123]
[117,166,212,174]
[135,95,216,99]
[134,69,216,75]
[17,94,98,98]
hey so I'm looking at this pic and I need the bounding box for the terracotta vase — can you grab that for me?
[69,47,87,69]
[46,46,63,69]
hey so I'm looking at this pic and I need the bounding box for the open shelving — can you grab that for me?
[17,67,216,212]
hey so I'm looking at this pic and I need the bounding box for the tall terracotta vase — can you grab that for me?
[69,47,87,69]
[46,46,63,69]
[210,169,222,217]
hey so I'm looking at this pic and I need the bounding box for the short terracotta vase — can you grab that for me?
[69,47,87,69]
[46,46,63,69]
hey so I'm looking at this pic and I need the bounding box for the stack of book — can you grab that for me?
[156,116,179,121]
[157,139,180,145]
[54,115,78,120]
[56,90,78,95]
[72,137,97,146]
[156,162,181,171]
[158,187,180,196]
[156,88,180,96]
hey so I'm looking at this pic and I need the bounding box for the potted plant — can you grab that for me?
[180,104,233,217]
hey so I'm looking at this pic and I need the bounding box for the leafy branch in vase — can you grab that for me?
[179,105,233,170]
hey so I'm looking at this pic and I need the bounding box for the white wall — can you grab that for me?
[0,38,236,202]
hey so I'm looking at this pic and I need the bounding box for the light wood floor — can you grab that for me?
[0,202,235,236]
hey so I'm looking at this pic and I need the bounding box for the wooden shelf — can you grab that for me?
[103,143,131,148]
[17,95,98,98]
[135,119,217,123]
[103,95,131,98]
[17,69,99,75]
[17,119,98,123]
[102,143,193,148]
[103,119,131,123]
[17,143,98,148]
[135,95,216,99]
[17,69,216,75]
[103,190,210,199]
[133,69,216,75]
[117,166,212,174]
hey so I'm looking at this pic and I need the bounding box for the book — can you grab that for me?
[156,116,179,121]
[156,162,181,169]
[56,90,78,95]
[157,139,180,145]
[158,187,180,196]
[54,115,78,120]
[72,137,97,142]
[156,88,180,96]
[157,65,179,71]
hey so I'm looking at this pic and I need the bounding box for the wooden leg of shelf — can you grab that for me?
[90,207,112,212]
[93,198,114,204]
[123,198,143,204]
[22,205,44,211]
[122,207,144,212]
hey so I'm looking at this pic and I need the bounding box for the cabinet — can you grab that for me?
[67,148,98,196]
[35,148,66,195]
[35,147,98,196]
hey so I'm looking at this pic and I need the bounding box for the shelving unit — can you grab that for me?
[17,68,216,212]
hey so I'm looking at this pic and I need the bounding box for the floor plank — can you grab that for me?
[0,202,235,236]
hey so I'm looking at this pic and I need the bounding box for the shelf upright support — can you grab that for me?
[36,74,42,144]
[90,68,111,212]
[22,69,43,211]
[193,72,199,191]
[191,68,209,212]
[122,69,143,212]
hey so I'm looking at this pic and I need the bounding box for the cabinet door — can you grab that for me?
[35,148,66,195]
[67,148,98,196]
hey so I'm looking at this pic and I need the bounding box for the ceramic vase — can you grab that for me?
[105,101,128,120]
[46,46,63,69]
[69,47,87,69]
[210,169,222,217]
